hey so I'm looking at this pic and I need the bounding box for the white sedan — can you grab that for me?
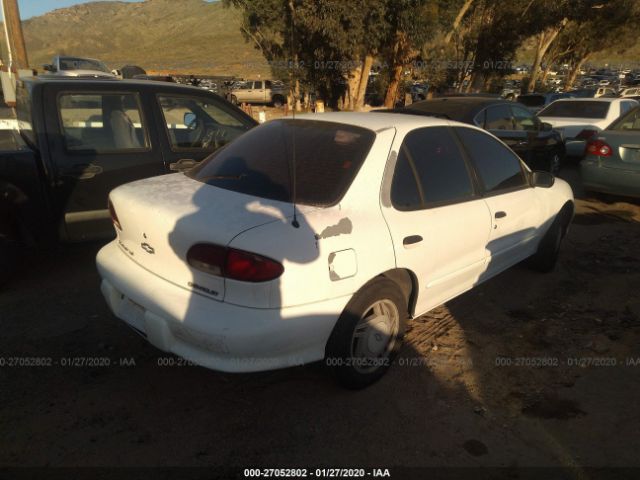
[537,98,639,157]
[97,113,574,388]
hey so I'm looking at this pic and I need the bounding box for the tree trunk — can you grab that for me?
[384,64,404,108]
[564,55,590,92]
[384,31,409,108]
[526,20,568,93]
[354,54,374,110]
[444,0,474,44]
[346,60,363,111]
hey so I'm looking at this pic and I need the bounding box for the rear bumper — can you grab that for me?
[581,160,640,198]
[96,241,347,372]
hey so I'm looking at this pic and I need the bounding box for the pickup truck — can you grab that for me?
[227,80,287,107]
[0,76,257,284]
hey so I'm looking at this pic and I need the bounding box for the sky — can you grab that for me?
[18,0,143,19]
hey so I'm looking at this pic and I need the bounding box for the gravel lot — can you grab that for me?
[1,166,639,477]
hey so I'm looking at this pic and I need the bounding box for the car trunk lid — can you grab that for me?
[109,173,293,302]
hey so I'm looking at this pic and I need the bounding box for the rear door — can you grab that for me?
[381,126,492,315]
[454,127,543,278]
[44,84,166,240]
[154,91,255,173]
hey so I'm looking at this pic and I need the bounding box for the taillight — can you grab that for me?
[575,129,598,141]
[108,199,122,230]
[585,139,612,157]
[187,244,284,282]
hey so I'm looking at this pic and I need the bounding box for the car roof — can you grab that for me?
[406,97,513,122]
[20,75,207,92]
[295,111,451,132]
[549,97,622,103]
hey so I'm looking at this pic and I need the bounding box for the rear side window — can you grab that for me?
[608,106,640,131]
[455,127,528,193]
[58,93,149,152]
[539,101,610,119]
[189,119,375,207]
[391,127,475,210]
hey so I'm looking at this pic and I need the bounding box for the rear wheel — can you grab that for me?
[325,278,407,389]
[229,94,238,105]
[272,95,284,108]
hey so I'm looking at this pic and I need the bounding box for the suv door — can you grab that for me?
[155,92,256,172]
[381,126,492,315]
[44,86,166,241]
[454,127,544,278]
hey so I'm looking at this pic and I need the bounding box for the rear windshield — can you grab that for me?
[518,95,545,107]
[608,106,640,131]
[188,119,376,207]
[539,101,610,119]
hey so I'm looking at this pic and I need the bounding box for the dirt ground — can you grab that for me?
[1,166,639,478]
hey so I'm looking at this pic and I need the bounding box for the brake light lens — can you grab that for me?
[187,244,284,282]
[108,199,122,230]
[585,139,612,157]
[575,129,598,141]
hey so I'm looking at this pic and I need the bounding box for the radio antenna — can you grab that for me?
[288,0,299,228]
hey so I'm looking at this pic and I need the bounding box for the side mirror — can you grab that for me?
[184,112,197,128]
[42,64,56,72]
[531,170,555,188]
[540,122,553,132]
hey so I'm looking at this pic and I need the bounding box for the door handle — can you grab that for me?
[495,211,507,219]
[61,163,103,180]
[169,158,198,172]
[403,235,423,246]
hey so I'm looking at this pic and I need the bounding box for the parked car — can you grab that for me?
[581,105,640,198]
[0,76,257,285]
[132,74,176,83]
[42,55,116,78]
[620,87,640,98]
[399,97,565,172]
[517,92,575,113]
[595,87,617,98]
[537,98,639,157]
[97,113,574,388]
[227,79,287,107]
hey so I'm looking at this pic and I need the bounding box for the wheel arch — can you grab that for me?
[378,268,419,318]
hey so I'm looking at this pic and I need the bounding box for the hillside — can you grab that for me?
[2,0,270,77]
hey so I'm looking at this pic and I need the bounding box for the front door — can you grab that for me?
[154,92,255,172]
[454,127,543,278]
[45,87,166,240]
[381,126,492,316]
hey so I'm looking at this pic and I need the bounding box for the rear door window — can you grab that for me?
[539,101,610,119]
[391,127,475,210]
[455,127,528,194]
[189,119,376,207]
[58,93,149,152]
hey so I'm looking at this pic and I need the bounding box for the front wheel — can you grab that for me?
[527,218,563,272]
[325,278,407,389]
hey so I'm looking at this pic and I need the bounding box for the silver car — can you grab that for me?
[581,106,640,198]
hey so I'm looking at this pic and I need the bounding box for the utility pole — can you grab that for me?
[1,0,28,70]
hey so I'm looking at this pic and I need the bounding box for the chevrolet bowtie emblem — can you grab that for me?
[140,242,155,254]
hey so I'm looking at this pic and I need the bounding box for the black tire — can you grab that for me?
[549,151,562,174]
[325,278,407,389]
[272,95,284,108]
[229,95,238,105]
[0,234,19,287]
[527,216,564,273]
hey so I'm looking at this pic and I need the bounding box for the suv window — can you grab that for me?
[511,105,539,131]
[391,127,475,210]
[455,127,528,193]
[189,119,376,207]
[265,80,272,89]
[484,105,514,130]
[58,93,148,152]
[158,95,249,150]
